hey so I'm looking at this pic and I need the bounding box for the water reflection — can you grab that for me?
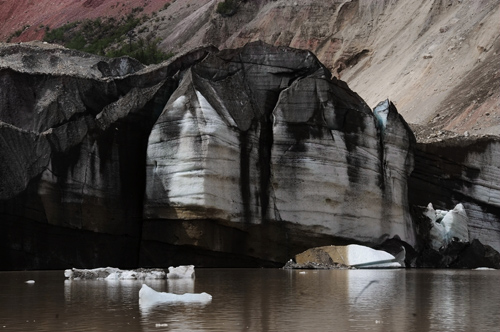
[167,277,195,294]
[1,269,499,331]
[345,270,406,331]
[423,270,499,332]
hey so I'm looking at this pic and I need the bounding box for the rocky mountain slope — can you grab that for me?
[0,0,168,42]
[1,0,498,137]
[130,0,500,137]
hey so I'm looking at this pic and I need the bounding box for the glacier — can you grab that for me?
[425,203,470,250]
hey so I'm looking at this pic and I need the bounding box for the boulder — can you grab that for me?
[417,239,500,269]
[451,239,500,269]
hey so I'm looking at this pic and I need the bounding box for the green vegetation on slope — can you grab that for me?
[43,11,173,65]
[216,0,239,17]
[7,25,30,43]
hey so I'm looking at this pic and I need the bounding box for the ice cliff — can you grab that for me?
[0,41,498,269]
[141,41,416,266]
[410,136,500,254]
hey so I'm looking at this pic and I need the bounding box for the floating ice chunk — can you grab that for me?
[474,267,496,270]
[156,323,169,327]
[64,269,73,278]
[139,284,212,307]
[167,265,195,279]
[64,267,166,280]
[25,280,35,284]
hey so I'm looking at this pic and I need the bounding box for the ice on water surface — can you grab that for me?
[139,284,212,312]
[64,267,166,280]
[64,265,196,280]
[167,265,195,279]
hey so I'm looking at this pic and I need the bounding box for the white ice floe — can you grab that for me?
[167,265,195,279]
[64,267,166,280]
[473,267,496,270]
[25,280,35,284]
[343,244,404,268]
[139,284,212,306]
[425,203,470,250]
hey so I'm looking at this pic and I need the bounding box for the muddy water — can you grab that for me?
[0,268,498,331]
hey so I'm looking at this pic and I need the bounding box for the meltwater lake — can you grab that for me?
[0,268,499,331]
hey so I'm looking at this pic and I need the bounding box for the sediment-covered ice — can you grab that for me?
[139,284,212,306]
[64,265,197,280]
[295,244,405,268]
[64,267,166,280]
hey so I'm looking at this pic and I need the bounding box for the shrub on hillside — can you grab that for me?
[107,37,174,64]
[216,0,239,17]
[43,15,172,65]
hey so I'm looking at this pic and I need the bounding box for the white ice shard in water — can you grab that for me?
[139,284,212,307]
[167,265,195,279]
[64,267,166,280]
[425,203,470,250]
[335,244,404,268]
